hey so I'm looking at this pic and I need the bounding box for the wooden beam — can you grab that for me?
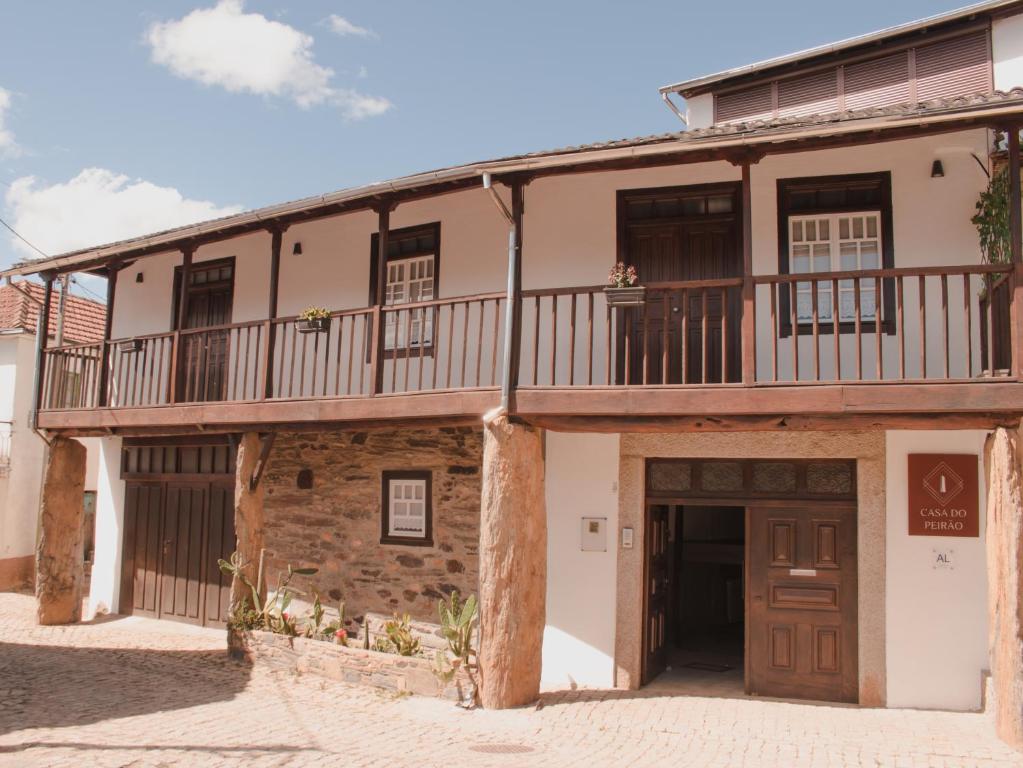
[96,265,119,407]
[169,245,194,404]
[248,432,276,491]
[263,227,283,398]
[741,161,756,385]
[370,201,395,395]
[508,181,525,408]
[32,276,55,425]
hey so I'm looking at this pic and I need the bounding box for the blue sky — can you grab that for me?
[0,0,970,281]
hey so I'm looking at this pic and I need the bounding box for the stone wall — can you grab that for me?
[263,428,482,631]
[235,630,469,700]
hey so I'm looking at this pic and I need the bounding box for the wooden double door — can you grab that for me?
[120,480,235,627]
[643,502,858,704]
[621,187,742,385]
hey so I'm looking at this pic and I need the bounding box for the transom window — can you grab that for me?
[381,470,433,545]
[790,212,881,323]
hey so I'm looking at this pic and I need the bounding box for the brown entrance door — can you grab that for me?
[121,479,235,627]
[176,260,234,402]
[622,195,742,384]
[643,504,672,683]
[747,504,858,703]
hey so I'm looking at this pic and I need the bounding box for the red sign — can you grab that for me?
[907,454,979,537]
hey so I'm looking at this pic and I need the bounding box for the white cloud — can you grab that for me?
[4,168,244,258]
[327,15,375,38]
[0,88,20,157]
[146,0,391,119]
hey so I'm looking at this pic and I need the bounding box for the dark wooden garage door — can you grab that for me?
[118,440,236,627]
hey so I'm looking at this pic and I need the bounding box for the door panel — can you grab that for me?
[204,483,236,626]
[748,505,858,703]
[643,504,671,683]
[121,482,164,618]
[160,484,207,624]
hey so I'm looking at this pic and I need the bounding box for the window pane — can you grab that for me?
[839,243,858,271]
[805,220,817,241]
[818,219,830,240]
[866,216,878,238]
[861,243,879,270]
[813,252,830,273]
[852,217,864,239]
[792,220,803,242]
[839,218,850,239]
[707,195,733,213]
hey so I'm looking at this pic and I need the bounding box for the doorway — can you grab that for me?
[618,183,742,385]
[642,458,859,704]
[173,258,235,402]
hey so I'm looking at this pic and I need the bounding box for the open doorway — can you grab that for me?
[643,503,745,696]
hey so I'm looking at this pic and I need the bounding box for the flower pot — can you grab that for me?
[603,285,646,307]
[297,317,330,333]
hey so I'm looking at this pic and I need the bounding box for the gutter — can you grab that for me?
[482,172,517,414]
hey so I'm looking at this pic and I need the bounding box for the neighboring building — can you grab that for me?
[7,0,1023,749]
[0,282,102,589]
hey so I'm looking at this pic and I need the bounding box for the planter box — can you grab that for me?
[297,317,330,333]
[603,286,646,307]
[230,629,472,702]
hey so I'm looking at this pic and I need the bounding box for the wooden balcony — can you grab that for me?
[36,262,1023,436]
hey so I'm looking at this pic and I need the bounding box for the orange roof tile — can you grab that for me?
[0,282,106,344]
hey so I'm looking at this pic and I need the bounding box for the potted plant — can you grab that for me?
[603,262,644,307]
[296,306,331,333]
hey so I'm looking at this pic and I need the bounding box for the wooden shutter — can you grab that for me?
[915,30,991,102]
[715,83,773,124]
[778,70,839,118]
[844,53,910,111]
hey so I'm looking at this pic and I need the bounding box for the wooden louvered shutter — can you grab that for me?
[778,70,839,118]
[915,30,991,102]
[844,53,911,111]
[715,83,773,124]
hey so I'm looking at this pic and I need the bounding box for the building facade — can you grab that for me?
[7,0,1023,750]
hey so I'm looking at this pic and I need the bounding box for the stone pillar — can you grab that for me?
[478,412,546,709]
[36,436,87,625]
[232,432,266,611]
[984,424,1023,751]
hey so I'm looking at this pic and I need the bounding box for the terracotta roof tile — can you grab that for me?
[0,282,105,344]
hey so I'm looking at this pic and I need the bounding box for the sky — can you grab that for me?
[0,0,975,295]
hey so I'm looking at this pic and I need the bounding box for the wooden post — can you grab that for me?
[229,431,266,655]
[97,264,119,407]
[169,245,194,404]
[369,201,394,395]
[263,226,283,398]
[1009,126,1023,379]
[741,160,757,385]
[32,275,55,423]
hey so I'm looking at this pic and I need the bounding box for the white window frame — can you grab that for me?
[789,211,883,325]
[385,475,429,541]
[384,254,435,350]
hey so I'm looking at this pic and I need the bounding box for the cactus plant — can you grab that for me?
[432,591,479,707]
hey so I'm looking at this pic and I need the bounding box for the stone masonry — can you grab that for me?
[262,428,482,632]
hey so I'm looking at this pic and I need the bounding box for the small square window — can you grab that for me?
[381,470,433,546]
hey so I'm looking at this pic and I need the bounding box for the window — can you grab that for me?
[777,172,893,335]
[370,223,440,354]
[381,470,433,545]
[790,212,882,323]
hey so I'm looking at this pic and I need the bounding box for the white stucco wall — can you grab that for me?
[88,436,125,617]
[884,429,989,711]
[685,93,714,130]
[542,431,620,689]
[993,12,1023,91]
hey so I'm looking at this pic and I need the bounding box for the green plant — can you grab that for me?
[973,165,1013,267]
[432,591,479,707]
[382,613,421,656]
[217,552,317,635]
[298,306,331,322]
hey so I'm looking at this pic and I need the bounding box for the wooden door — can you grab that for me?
[747,505,858,703]
[178,270,233,402]
[643,504,672,683]
[624,217,741,384]
[120,479,236,627]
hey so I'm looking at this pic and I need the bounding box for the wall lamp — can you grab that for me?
[931,159,945,178]
[292,242,303,255]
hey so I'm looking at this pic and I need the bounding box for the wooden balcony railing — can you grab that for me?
[37,263,1019,414]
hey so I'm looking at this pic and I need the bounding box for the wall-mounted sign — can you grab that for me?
[581,517,607,552]
[907,454,979,537]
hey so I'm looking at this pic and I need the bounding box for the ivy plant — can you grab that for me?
[972,165,1012,266]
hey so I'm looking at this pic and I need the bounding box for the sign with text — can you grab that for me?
[908,454,979,537]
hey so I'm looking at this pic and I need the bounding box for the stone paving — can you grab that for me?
[0,592,1019,768]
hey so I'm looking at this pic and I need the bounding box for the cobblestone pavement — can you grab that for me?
[0,593,1019,768]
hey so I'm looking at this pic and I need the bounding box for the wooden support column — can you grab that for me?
[96,264,119,407]
[507,182,525,403]
[32,275,55,423]
[262,227,284,398]
[984,422,1023,749]
[169,245,194,404]
[35,436,87,625]
[369,201,395,395]
[740,159,757,385]
[1009,126,1023,379]
[478,412,546,708]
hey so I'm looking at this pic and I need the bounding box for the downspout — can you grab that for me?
[482,172,517,413]
[661,91,688,126]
